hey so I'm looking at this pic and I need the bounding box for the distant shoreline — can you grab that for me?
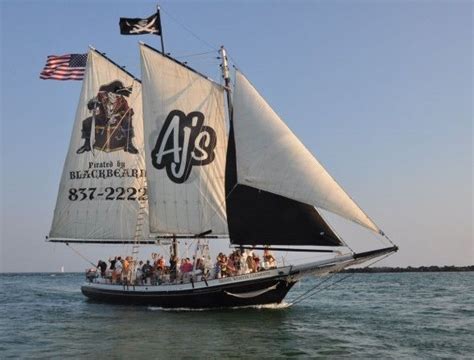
[342,265,474,273]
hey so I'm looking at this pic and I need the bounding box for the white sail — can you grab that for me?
[232,71,381,234]
[49,49,149,242]
[140,44,228,235]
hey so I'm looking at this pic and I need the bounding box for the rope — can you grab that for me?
[289,253,392,306]
[160,7,218,52]
[65,243,97,268]
[175,50,217,59]
[384,234,397,247]
[229,57,241,72]
[290,271,353,306]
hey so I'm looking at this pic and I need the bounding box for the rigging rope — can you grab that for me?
[65,243,97,268]
[160,7,218,52]
[289,253,392,306]
[384,234,397,247]
[174,50,217,59]
[160,5,241,85]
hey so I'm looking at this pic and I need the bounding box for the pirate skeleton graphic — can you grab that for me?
[76,80,139,154]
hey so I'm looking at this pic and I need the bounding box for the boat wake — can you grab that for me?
[147,302,292,312]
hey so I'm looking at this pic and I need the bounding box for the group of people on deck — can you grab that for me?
[95,256,133,284]
[215,248,276,278]
[90,247,277,286]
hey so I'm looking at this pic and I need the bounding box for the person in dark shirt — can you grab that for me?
[169,255,178,282]
[142,260,153,284]
[109,257,117,271]
[97,260,107,277]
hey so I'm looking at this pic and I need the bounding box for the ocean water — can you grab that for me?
[0,272,472,359]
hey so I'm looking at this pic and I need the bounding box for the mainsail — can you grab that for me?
[140,44,228,235]
[49,49,149,243]
[226,71,382,246]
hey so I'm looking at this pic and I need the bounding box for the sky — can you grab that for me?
[0,0,472,272]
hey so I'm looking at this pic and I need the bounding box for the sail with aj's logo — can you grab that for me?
[49,48,149,243]
[140,43,228,236]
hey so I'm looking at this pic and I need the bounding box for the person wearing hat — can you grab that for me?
[76,80,139,154]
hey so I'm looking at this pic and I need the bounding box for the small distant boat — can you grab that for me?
[46,15,397,309]
[60,266,65,273]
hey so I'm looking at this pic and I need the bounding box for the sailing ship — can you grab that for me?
[47,41,397,308]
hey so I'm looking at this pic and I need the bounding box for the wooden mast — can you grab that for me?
[219,46,244,253]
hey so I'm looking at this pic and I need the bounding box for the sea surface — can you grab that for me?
[0,272,472,359]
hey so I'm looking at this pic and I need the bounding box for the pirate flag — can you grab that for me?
[119,12,161,35]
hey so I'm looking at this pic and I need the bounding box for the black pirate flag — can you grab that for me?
[119,12,161,35]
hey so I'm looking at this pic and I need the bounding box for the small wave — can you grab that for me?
[254,302,292,310]
[148,307,210,312]
[148,302,292,312]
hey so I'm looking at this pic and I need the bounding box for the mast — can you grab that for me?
[157,6,165,54]
[220,46,244,252]
[219,46,232,121]
[217,47,242,251]
[172,234,178,258]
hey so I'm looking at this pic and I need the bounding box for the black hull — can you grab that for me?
[82,275,296,308]
[81,246,398,308]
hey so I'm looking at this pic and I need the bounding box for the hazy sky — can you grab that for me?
[1,0,472,272]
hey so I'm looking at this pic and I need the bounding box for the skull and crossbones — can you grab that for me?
[127,16,159,34]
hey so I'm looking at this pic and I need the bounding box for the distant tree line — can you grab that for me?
[341,265,474,273]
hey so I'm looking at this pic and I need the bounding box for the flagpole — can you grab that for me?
[157,5,165,54]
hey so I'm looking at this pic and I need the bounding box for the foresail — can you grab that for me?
[49,49,149,242]
[140,44,228,235]
[232,71,381,234]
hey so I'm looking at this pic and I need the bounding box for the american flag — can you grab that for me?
[40,53,88,80]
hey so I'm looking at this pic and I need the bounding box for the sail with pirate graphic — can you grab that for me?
[46,13,397,309]
[48,48,149,243]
